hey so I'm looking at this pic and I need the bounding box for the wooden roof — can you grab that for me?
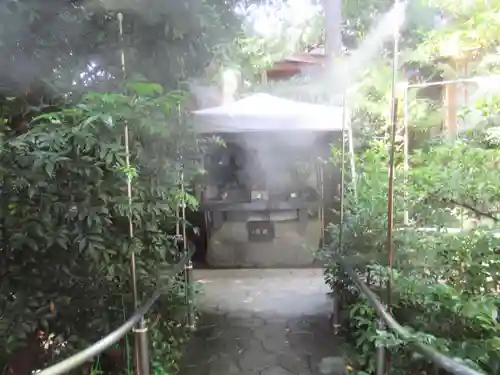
[265,47,327,80]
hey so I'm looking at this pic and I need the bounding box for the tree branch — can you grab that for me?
[442,197,499,223]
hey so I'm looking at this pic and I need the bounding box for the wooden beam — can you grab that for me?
[442,59,458,136]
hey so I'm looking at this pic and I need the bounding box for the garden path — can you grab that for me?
[178,269,345,375]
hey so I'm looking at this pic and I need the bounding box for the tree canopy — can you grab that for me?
[0,0,247,97]
[1,0,500,374]
[0,0,252,373]
[321,1,500,374]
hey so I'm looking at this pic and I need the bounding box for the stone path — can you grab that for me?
[179,269,344,375]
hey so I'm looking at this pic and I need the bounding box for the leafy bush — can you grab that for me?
[323,137,500,374]
[0,82,199,373]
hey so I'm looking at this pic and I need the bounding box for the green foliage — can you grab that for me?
[150,300,191,375]
[421,0,500,56]
[0,0,247,96]
[321,1,500,373]
[0,0,275,372]
[0,82,198,371]
[218,0,324,84]
[0,0,249,370]
[323,135,500,374]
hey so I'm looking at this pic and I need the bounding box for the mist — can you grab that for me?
[332,0,407,94]
[192,1,408,198]
[0,0,245,96]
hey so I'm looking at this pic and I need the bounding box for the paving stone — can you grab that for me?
[182,364,209,375]
[226,309,255,319]
[286,332,316,355]
[221,325,253,341]
[255,324,289,340]
[277,353,310,374]
[230,316,266,328]
[286,317,311,330]
[317,357,347,375]
[204,327,226,341]
[238,348,278,372]
[177,269,344,375]
[255,325,289,353]
[260,335,289,353]
[208,354,241,375]
[261,367,295,375]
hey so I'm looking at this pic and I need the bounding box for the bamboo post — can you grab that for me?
[403,84,409,226]
[381,1,405,374]
[339,92,347,254]
[347,124,357,200]
[179,155,196,330]
[117,12,150,375]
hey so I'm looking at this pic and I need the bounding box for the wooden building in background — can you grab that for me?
[439,42,483,136]
[262,46,327,83]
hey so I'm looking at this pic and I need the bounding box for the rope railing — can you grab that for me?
[36,249,194,375]
[335,255,487,375]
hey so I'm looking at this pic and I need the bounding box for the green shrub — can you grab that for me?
[0,83,198,373]
[322,139,500,374]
